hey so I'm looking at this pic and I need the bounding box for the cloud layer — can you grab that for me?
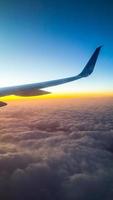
[0,98,113,200]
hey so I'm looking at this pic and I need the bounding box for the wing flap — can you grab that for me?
[13,89,51,96]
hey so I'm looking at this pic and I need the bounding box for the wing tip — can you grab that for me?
[97,45,103,49]
[96,45,103,52]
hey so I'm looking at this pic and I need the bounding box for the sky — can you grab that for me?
[0,0,113,95]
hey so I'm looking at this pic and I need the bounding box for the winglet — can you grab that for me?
[79,46,102,78]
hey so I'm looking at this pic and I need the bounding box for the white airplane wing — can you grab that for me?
[0,46,101,107]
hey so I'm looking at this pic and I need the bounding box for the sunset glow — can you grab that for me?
[1,91,113,103]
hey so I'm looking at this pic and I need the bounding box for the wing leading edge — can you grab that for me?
[0,46,101,101]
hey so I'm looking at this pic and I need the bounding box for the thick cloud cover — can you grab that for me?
[0,98,113,200]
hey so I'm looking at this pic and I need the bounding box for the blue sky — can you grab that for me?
[0,0,113,94]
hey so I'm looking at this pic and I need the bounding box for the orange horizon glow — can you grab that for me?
[0,91,113,102]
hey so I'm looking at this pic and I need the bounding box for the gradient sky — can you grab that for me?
[0,0,113,94]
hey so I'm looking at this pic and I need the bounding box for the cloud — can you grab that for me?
[0,98,113,200]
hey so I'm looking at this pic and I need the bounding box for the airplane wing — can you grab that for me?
[0,46,101,106]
